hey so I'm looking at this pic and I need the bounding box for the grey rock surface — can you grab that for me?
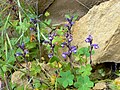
[38,0,109,23]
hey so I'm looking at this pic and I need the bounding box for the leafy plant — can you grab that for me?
[74,76,94,90]
[57,70,74,88]
[77,64,92,77]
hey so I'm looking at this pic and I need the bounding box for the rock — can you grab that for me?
[11,71,32,89]
[114,77,120,86]
[72,0,120,64]
[38,0,109,24]
[93,82,107,90]
[38,0,55,14]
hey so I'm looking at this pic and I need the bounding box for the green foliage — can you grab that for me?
[57,70,74,88]
[30,61,41,76]
[16,18,31,33]
[45,11,50,17]
[77,64,92,77]
[98,69,105,77]
[49,56,60,63]
[77,47,95,58]
[74,76,94,90]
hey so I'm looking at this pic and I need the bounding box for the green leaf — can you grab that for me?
[52,36,63,44]
[2,65,7,72]
[65,15,70,19]
[56,27,64,35]
[45,11,50,17]
[16,85,24,90]
[57,70,74,88]
[63,80,68,88]
[68,78,73,85]
[30,61,41,76]
[34,79,41,88]
[74,76,94,90]
[77,64,92,77]
[49,56,60,63]
[7,50,16,64]
[77,47,95,57]
[26,42,36,49]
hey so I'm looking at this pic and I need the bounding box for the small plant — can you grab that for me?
[85,35,99,64]
[74,76,94,90]
[57,70,74,88]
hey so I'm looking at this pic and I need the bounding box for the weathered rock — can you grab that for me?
[114,77,120,86]
[93,82,107,90]
[38,0,55,14]
[11,71,32,89]
[72,0,120,64]
[38,0,109,23]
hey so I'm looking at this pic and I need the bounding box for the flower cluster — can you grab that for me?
[85,35,99,64]
[61,16,77,58]
[44,32,57,58]
[85,35,99,49]
[30,18,38,31]
[29,18,39,42]
[15,43,29,58]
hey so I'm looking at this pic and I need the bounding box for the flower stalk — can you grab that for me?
[85,35,99,64]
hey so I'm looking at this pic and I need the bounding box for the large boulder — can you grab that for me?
[38,0,109,23]
[72,0,120,64]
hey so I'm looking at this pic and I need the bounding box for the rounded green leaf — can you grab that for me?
[63,80,68,88]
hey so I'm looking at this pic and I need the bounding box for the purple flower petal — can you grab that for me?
[68,37,73,42]
[48,53,53,58]
[49,36,53,41]
[62,52,68,58]
[44,40,49,44]
[18,43,25,50]
[30,18,37,24]
[15,52,23,57]
[65,32,69,38]
[85,35,93,43]
[61,42,67,48]
[30,27,34,31]
[92,44,99,49]
[71,46,77,53]
[70,22,74,26]
[24,49,29,54]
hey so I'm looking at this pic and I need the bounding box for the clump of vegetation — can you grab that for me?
[1,0,119,90]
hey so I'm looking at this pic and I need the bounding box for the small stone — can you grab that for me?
[93,82,107,90]
[114,77,120,86]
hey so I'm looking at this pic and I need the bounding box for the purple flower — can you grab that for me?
[44,40,49,44]
[91,44,99,49]
[71,46,77,53]
[61,42,67,48]
[48,53,53,58]
[30,18,37,24]
[30,27,34,31]
[85,35,93,43]
[18,43,25,50]
[66,16,74,23]
[68,36,73,42]
[49,36,53,41]
[66,16,74,26]
[15,52,23,57]
[65,32,69,38]
[30,27,36,31]
[62,52,68,58]
[51,44,55,49]
[16,43,29,58]
[24,49,29,55]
